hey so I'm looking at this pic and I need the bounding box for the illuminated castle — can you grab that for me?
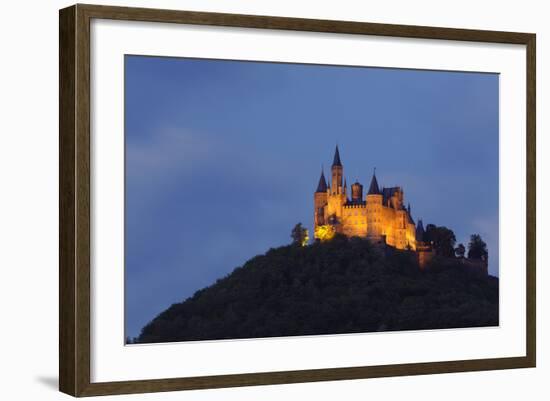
[314,146,427,253]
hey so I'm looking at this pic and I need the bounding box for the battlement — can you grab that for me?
[343,203,366,209]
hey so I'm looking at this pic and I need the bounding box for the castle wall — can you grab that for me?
[366,194,383,240]
[314,188,417,252]
[326,193,346,224]
[341,204,367,237]
[405,223,417,250]
[417,249,434,269]
[314,192,328,226]
[363,199,416,250]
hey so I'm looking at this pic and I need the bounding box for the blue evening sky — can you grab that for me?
[125,55,499,339]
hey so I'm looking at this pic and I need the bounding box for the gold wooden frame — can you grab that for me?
[59,4,536,396]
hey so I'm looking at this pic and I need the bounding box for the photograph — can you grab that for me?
[124,55,500,344]
[0,0,543,397]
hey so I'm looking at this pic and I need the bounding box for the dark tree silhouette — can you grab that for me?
[467,234,488,260]
[455,243,466,258]
[424,224,457,257]
[291,223,309,246]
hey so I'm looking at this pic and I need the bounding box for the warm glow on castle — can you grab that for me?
[314,146,428,253]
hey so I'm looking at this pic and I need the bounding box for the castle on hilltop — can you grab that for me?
[314,146,433,262]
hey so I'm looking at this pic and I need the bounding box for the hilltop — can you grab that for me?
[136,236,498,343]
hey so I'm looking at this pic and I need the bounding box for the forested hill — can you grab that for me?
[136,236,498,343]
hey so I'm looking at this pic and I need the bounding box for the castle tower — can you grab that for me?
[390,187,404,209]
[314,169,328,226]
[351,181,363,203]
[343,178,347,196]
[331,145,343,195]
[325,145,347,229]
[416,219,425,242]
[366,170,383,239]
[367,171,380,197]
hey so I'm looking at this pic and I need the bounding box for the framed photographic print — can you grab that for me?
[59,4,536,397]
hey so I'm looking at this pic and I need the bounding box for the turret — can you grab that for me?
[351,181,363,202]
[331,145,343,195]
[366,169,383,239]
[391,187,404,209]
[315,169,327,193]
[407,203,415,225]
[366,170,382,205]
[416,219,425,242]
[314,168,328,227]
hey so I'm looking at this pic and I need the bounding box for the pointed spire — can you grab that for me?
[416,219,425,241]
[332,145,342,167]
[367,168,380,195]
[316,168,328,193]
[407,204,414,224]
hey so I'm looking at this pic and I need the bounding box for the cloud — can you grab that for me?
[126,126,222,179]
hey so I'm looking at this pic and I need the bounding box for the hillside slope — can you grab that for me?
[137,236,498,343]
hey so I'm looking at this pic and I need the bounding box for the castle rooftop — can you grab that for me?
[332,145,342,167]
[367,173,380,195]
